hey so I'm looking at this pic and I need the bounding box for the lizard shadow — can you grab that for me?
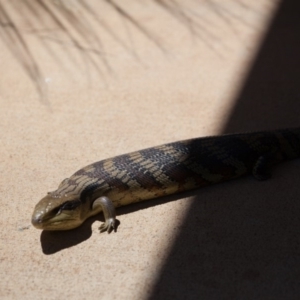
[40,161,300,255]
[40,188,199,254]
[40,217,99,255]
[40,154,300,254]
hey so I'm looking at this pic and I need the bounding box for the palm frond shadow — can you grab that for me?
[0,0,251,100]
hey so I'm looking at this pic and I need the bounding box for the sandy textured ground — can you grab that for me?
[1,0,300,299]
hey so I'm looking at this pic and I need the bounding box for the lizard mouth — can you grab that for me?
[31,211,81,230]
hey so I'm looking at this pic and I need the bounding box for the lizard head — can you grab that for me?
[31,192,84,230]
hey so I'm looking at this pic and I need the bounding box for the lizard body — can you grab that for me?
[31,128,300,232]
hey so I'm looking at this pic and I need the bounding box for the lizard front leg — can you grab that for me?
[92,196,118,233]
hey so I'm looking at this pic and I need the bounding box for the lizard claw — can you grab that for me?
[99,218,118,233]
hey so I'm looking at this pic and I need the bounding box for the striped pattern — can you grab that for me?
[31,127,300,231]
[53,127,300,208]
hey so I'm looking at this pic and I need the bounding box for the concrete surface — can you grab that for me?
[1,0,300,299]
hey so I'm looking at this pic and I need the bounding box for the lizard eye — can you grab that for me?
[53,207,62,216]
[56,200,81,215]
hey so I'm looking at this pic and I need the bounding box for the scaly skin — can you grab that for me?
[31,128,300,233]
